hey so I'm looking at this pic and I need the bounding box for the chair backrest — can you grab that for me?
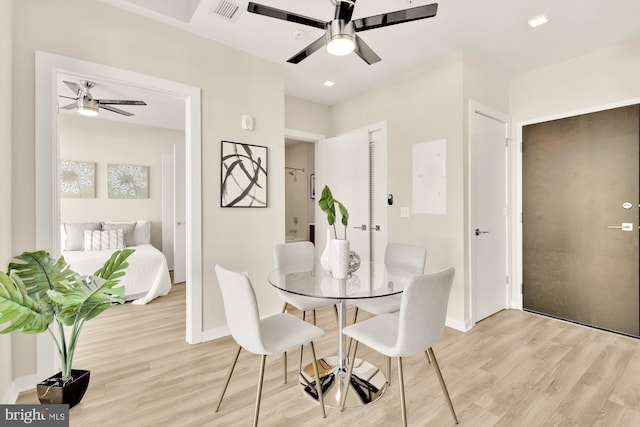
[214,265,265,354]
[394,267,455,356]
[273,241,315,273]
[384,243,427,275]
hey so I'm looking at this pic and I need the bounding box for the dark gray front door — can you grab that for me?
[523,105,639,336]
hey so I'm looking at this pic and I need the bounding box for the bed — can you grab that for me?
[61,220,172,305]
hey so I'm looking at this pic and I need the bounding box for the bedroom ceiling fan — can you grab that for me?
[59,80,147,117]
[247,0,438,64]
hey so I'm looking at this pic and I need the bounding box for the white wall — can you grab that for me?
[0,0,14,404]
[285,95,331,135]
[328,52,510,330]
[509,39,640,307]
[11,0,285,378]
[329,53,468,326]
[59,114,183,250]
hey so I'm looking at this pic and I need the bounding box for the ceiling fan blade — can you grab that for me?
[354,35,381,65]
[60,103,77,110]
[287,35,327,64]
[247,2,327,30]
[96,99,147,106]
[99,104,134,116]
[353,3,438,32]
[63,80,83,96]
[59,95,78,101]
[335,0,357,22]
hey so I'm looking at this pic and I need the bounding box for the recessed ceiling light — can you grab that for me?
[528,14,549,28]
[323,81,335,87]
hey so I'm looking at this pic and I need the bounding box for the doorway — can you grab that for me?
[522,104,639,336]
[284,139,315,243]
[35,51,202,379]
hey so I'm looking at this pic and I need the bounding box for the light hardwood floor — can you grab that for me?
[18,283,640,426]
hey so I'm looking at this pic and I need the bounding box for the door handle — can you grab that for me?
[475,228,489,236]
[353,225,367,231]
[607,223,633,231]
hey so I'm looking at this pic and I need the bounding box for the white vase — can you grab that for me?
[320,229,332,273]
[331,239,350,279]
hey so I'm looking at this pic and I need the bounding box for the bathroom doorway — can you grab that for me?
[285,138,315,243]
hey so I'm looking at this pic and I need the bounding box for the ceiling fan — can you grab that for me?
[247,0,438,64]
[59,80,147,117]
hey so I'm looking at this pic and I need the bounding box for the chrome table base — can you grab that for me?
[300,356,387,408]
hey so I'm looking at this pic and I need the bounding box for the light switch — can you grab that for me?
[400,207,410,218]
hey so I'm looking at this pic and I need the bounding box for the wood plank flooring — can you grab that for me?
[17,283,640,426]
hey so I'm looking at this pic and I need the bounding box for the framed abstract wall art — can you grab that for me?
[220,141,268,207]
[59,160,96,198]
[107,163,149,199]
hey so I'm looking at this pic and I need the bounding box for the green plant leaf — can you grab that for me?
[0,271,53,334]
[50,249,133,325]
[8,251,78,302]
[318,185,336,226]
[336,200,349,227]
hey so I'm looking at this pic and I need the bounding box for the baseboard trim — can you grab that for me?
[201,325,230,343]
[4,374,39,404]
[446,316,473,332]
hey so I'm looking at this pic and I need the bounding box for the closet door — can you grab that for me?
[523,105,639,336]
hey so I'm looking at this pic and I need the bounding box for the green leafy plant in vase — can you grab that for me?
[318,185,359,277]
[0,249,134,407]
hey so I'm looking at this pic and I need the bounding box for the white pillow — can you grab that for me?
[133,220,151,245]
[83,229,125,251]
[63,222,102,251]
[102,221,136,246]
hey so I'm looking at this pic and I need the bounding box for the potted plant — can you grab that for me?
[0,249,134,408]
[318,185,356,278]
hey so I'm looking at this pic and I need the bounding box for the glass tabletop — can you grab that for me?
[267,261,414,300]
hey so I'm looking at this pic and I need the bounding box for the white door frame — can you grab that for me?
[468,100,510,326]
[35,51,203,380]
[514,97,640,312]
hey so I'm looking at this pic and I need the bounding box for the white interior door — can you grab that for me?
[471,102,509,322]
[174,144,186,284]
[316,131,370,261]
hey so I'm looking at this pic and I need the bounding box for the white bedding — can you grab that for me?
[62,244,172,305]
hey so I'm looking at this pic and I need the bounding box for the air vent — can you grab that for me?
[211,0,241,21]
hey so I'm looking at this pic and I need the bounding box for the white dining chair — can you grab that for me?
[214,265,326,427]
[350,243,426,382]
[274,241,337,382]
[341,267,458,426]
[352,242,427,322]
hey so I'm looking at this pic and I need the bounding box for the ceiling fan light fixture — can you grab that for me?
[77,97,99,117]
[326,20,355,56]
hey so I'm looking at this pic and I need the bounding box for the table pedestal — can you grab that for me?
[299,356,387,408]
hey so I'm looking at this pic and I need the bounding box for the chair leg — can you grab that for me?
[386,356,391,385]
[253,354,267,427]
[309,342,326,419]
[346,307,359,357]
[281,302,288,384]
[398,357,407,427]
[427,348,458,424]
[215,345,242,412]
[299,311,307,373]
[339,340,359,411]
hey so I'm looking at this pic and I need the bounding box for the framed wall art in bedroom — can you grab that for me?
[220,141,268,208]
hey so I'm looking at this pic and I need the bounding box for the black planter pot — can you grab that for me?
[36,369,90,408]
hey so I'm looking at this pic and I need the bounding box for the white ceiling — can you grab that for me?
[96,0,640,107]
[66,0,639,129]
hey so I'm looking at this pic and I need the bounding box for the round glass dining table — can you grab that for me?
[268,261,414,408]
